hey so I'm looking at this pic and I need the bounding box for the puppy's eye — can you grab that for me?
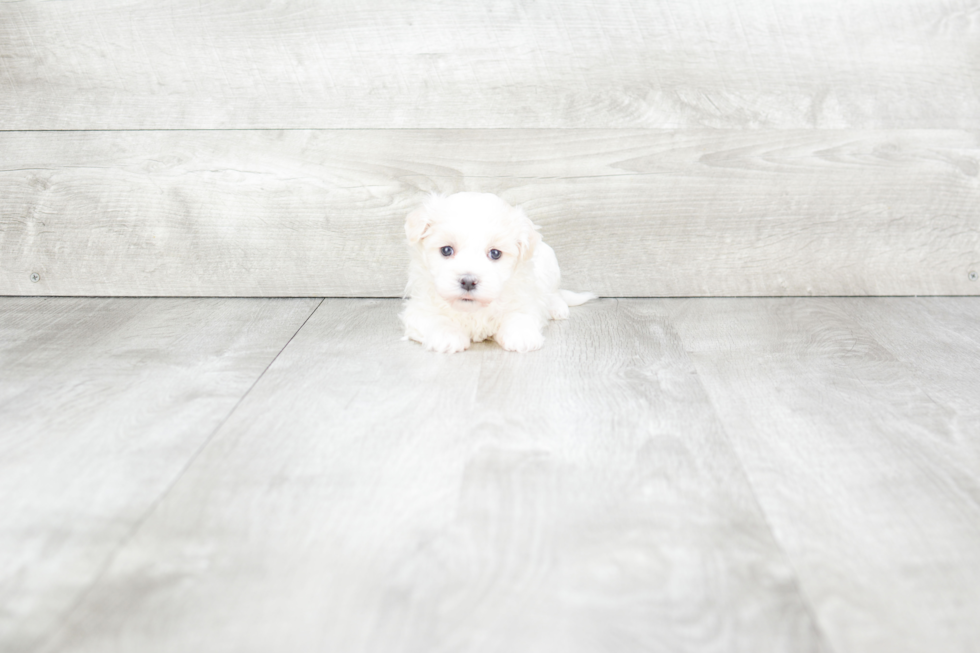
[488,249,502,260]
[440,246,454,257]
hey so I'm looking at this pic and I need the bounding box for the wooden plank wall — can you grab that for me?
[1,0,978,296]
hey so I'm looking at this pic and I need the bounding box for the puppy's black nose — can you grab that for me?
[460,275,478,292]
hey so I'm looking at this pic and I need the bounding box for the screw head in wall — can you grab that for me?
[970,270,979,282]
[30,273,40,283]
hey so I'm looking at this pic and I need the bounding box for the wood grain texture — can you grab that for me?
[1,0,977,129]
[2,129,977,297]
[36,299,824,653]
[0,297,320,653]
[665,297,980,653]
[845,298,980,444]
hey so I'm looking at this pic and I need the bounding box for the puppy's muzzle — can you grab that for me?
[460,275,479,292]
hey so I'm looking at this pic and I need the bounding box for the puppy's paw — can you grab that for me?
[495,316,545,353]
[547,295,570,321]
[424,328,471,354]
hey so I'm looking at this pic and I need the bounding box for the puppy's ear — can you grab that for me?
[514,207,542,261]
[406,193,445,243]
[405,206,432,243]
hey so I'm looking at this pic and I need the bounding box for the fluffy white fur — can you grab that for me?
[400,192,595,353]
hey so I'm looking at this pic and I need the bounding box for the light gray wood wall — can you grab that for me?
[1,1,977,296]
[2,130,978,297]
[2,0,977,130]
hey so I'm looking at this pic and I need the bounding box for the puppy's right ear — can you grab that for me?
[405,206,432,243]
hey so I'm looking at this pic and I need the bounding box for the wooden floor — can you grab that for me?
[2,297,978,653]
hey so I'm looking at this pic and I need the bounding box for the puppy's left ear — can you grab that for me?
[515,207,542,261]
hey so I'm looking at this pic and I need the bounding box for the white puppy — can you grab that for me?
[400,192,595,353]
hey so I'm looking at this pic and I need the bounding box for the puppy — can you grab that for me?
[400,192,595,353]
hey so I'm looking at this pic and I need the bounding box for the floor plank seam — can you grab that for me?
[719,429,835,652]
[31,297,326,653]
[842,304,980,517]
[681,357,838,653]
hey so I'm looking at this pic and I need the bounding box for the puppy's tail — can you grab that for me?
[559,289,597,306]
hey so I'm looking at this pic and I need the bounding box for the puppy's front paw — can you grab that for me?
[424,328,471,354]
[495,316,545,353]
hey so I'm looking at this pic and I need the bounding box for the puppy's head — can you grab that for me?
[406,192,541,312]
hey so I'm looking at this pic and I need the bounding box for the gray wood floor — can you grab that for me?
[2,297,978,653]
